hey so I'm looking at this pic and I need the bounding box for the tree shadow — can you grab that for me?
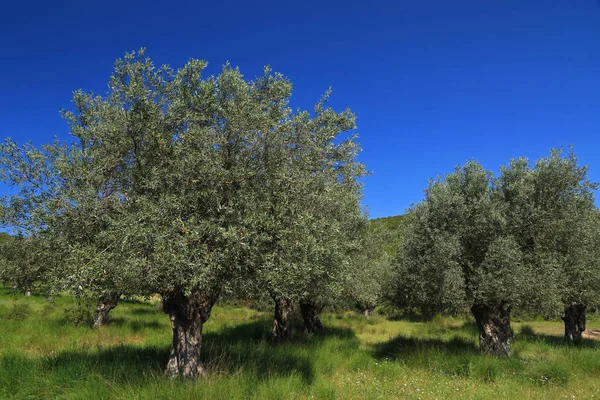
[448,320,480,335]
[203,317,355,345]
[39,344,169,381]
[108,317,163,331]
[199,318,357,383]
[373,335,478,361]
[128,307,160,316]
[5,317,356,387]
[516,326,600,349]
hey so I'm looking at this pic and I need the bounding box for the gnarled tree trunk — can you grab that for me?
[272,297,293,342]
[471,303,511,358]
[163,289,218,378]
[300,300,324,334]
[93,292,120,328]
[562,303,586,343]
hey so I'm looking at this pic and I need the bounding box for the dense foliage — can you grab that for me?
[345,222,392,316]
[0,235,49,296]
[393,150,599,356]
[0,49,365,377]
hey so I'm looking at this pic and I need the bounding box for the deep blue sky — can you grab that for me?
[1,0,599,218]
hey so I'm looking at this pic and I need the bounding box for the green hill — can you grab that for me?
[370,214,405,256]
[371,214,405,230]
[0,233,11,244]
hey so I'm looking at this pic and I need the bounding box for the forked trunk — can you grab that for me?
[272,297,293,342]
[300,300,324,334]
[562,303,586,343]
[163,290,218,378]
[471,303,511,358]
[93,293,120,328]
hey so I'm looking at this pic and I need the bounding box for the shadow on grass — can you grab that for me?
[200,318,357,384]
[516,326,600,349]
[109,317,163,331]
[3,317,356,387]
[128,307,160,316]
[450,320,480,335]
[204,317,355,345]
[373,335,478,360]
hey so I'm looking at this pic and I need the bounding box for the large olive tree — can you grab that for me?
[497,151,599,343]
[393,150,598,357]
[0,49,365,377]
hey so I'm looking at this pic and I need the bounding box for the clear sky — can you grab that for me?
[1,0,599,218]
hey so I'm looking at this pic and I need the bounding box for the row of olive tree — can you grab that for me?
[391,150,600,357]
[0,50,367,377]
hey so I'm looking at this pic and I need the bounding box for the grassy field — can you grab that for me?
[2,291,600,399]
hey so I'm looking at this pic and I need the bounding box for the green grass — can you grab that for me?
[2,291,600,399]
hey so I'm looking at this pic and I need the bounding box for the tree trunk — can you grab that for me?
[162,290,218,378]
[93,293,120,328]
[362,308,372,318]
[471,303,511,358]
[300,300,324,334]
[272,297,293,342]
[25,287,31,297]
[562,303,586,343]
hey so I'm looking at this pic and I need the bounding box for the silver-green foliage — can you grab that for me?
[0,235,48,294]
[393,149,599,316]
[345,222,392,313]
[0,49,365,309]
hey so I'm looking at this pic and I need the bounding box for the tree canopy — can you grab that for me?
[0,49,366,377]
[392,149,599,355]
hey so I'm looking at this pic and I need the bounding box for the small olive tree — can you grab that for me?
[246,92,366,340]
[0,234,48,296]
[345,222,392,317]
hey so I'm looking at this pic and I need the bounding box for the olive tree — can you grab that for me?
[0,234,47,296]
[296,191,366,334]
[394,161,524,357]
[345,222,392,317]
[246,90,366,340]
[493,151,599,342]
[505,151,598,342]
[0,49,365,376]
[0,125,127,326]
[393,150,598,356]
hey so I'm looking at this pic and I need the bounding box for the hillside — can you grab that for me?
[0,233,11,244]
[370,214,405,230]
[370,214,405,255]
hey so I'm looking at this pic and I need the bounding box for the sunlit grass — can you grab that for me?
[2,289,600,399]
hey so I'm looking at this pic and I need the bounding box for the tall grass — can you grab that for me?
[1,290,600,399]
